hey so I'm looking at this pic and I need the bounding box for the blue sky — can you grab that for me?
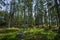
[0,0,11,11]
[0,0,35,13]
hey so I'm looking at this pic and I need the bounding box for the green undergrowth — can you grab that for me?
[0,27,57,40]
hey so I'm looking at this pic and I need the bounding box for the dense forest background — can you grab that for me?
[0,0,60,40]
[0,0,59,29]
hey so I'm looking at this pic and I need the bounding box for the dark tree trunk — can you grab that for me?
[55,0,60,33]
[54,0,60,40]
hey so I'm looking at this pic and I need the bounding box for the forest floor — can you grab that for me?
[0,27,57,40]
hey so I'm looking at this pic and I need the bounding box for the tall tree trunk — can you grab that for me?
[54,0,60,40]
[8,15,11,28]
[55,0,60,33]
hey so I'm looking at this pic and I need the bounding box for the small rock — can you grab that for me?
[16,33,25,39]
